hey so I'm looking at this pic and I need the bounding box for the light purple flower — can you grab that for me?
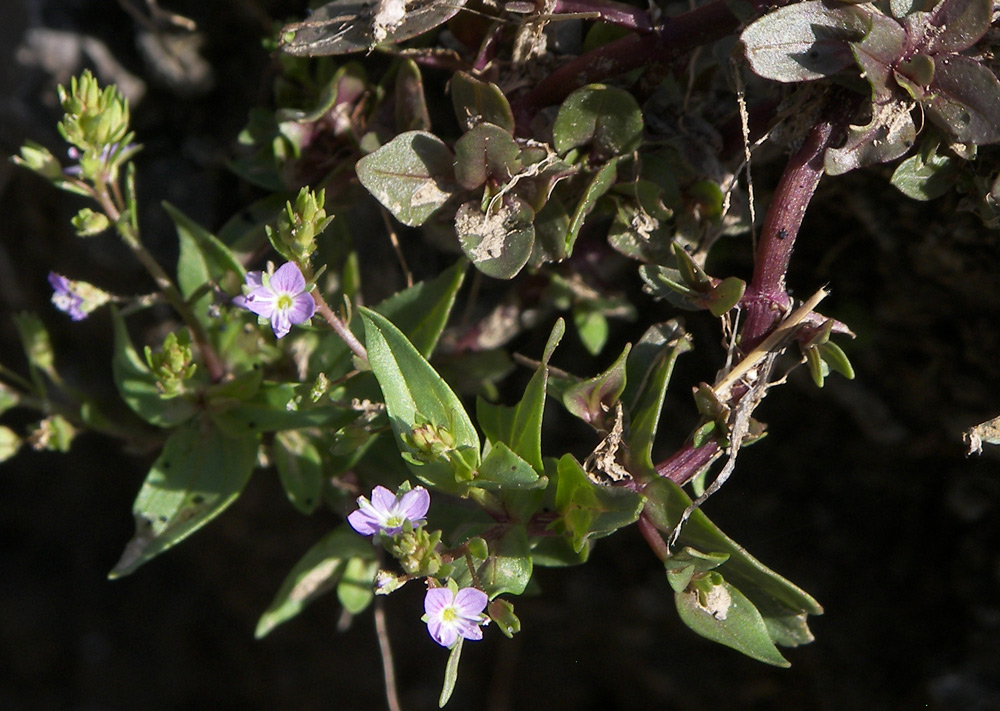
[423,586,489,648]
[347,485,430,536]
[238,262,315,339]
[48,272,86,321]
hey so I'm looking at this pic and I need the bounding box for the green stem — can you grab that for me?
[92,181,226,382]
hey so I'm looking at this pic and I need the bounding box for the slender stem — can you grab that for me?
[654,439,720,485]
[92,184,227,382]
[740,91,861,351]
[373,597,402,711]
[513,0,789,125]
[553,0,653,31]
[638,513,669,562]
[311,291,369,363]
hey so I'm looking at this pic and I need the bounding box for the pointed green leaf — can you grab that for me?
[479,524,532,597]
[361,307,480,492]
[566,158,618,255]
[923,55,1000,144]
[476,442,544,490]
[562,344,630,427]
[337,557,379,614]
[356,131,458,226]
[643,477,823,640]
[439,638,464,707]
[273,429,324,514]
[255,527,374,638]
[395,58,431,132]
[675,577,790,667]
[624,326,692,473]
[553,454,644,551]
[110,418,258,578]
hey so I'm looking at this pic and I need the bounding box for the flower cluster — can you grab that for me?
[348,485,490,648]
[235,262,315,339]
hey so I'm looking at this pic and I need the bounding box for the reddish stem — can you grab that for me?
[654,439,719,485]
[740,92,861,351]
[513,0,790,126]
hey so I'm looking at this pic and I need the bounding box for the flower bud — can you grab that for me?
[71,208,111,237]
[144,331,197,398]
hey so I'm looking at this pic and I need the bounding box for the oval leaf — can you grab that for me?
[552,84,643,159]
[455,197,535,279]
[356,130,457,226]
[451,71,515,133]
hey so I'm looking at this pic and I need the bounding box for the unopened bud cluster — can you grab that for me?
[145,332,197,397]
[267,188,334,262]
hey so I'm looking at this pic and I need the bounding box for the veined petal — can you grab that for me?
[271,262,307,293]
[271,309,293,338]
[454,587,488,615]
[424,587,453,616]
[398,487,431,522]
[370,486,399,512]
[286,292,316,324]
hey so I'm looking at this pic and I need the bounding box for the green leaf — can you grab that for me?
[476,319,562,474]
[210,381,358,437]
[356,131,458,226]
[562,344,630,427]
[476,442,543,490]
[573,307,608,355]
[273,429,324,514]
[922,55,1000,144]
[439,637,464,707]
[566,158,618,256]
[165,202,245,322]
[479,524,533,596]
[112,310,198,428]
[643,477,824,639]
[664,547,730,592]
[824,98,916,175]
[708,277,747,317]
[453,122,522,190]
[740,0,871,82]
[890,146,960,200]
[395,58,431,132]
[255,527,374,638]
[456,197,535,279]
[451,71,516,133]
[0,426,23,463]
[109,418,258,578]
[675,576,790,667]
[624,324,692,473]
[906,0,992,55]
[361,307,480,492]
[337,557,379,614]
[553,455,644,551]
[13,312,56,384]
[552,84,644,160]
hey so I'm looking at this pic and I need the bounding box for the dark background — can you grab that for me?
[2,1,999,709]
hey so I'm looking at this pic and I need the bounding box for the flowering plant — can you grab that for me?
[6,0,1000,706]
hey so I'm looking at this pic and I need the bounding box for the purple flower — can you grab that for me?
[347,485,430,536]
[48,272,87,321]
[423,586,489,648]
[237,262,315,339]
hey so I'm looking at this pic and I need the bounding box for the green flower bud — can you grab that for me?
[145,331,197,398]
[57,71,131,152]
[386,526,444,577]
[13,142,63,179]
[266,188,334,262]
[27,415,77,453]
[71,208,111,237]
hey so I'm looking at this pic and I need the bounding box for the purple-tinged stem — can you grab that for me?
[739,92,861,351]
[654,439,720,485]
[638,513,670,561]
[553,0,653,32]
[513,0,789,126]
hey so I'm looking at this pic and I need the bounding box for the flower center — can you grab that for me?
[275,293,294,311]
[440,606,458,624]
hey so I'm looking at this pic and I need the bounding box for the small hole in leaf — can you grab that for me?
[248,421,256,429]
[191,495,205,504]
[158,515,168,523]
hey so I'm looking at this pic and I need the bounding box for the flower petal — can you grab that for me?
[427,618,458,647]
[271,262,307,293]
[424,587,453,616]
[370,486,398,513]
[286,292,316,324]
[244,287,276,317]
[398,487,431,522]
[453,587,488,616]
[270,309,292,338]
[347,508,382,536]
